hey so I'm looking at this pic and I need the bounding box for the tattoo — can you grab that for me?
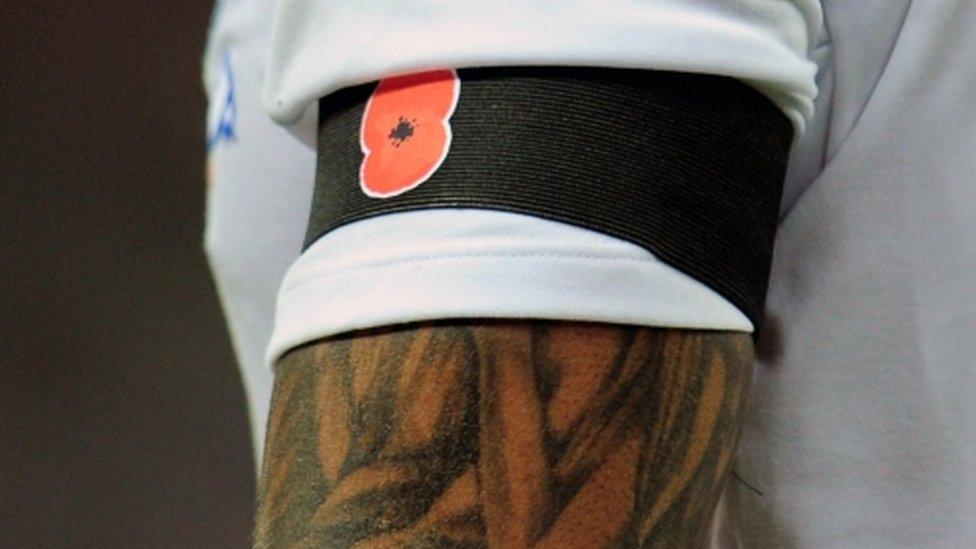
[255,321,753,548]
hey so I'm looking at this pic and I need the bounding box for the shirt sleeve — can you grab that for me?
[262,0,822,136]
[260,1,823,367]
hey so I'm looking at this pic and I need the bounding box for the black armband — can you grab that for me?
[305,66,793,329]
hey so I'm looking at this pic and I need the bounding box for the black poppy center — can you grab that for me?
[388,116,418,148]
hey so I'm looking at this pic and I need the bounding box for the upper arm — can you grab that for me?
[254,12,798,547]
[256,320,753,548]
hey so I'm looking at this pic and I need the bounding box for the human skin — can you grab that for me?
[254,320,753,548]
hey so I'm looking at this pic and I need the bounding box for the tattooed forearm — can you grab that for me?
[255,320,753,548]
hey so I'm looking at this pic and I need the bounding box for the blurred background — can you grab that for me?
[1,3,254,547]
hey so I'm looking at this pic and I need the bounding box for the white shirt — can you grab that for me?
[204,1,976,545]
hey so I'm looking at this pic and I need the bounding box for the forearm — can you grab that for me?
[255,320,753,548]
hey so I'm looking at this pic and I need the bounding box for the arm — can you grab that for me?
[254,320,753,548]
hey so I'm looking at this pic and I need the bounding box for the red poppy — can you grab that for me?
[360,69,460,198]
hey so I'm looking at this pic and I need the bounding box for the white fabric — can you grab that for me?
[270,209,753,367]
[203,0,317,468]
[730,2,976,545]
[263,0,820,136]
[203,0,976,545]
[257,0,823,365]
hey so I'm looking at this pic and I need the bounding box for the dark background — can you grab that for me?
[2,4,254,547]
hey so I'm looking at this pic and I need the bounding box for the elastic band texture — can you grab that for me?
[306,67,793,328]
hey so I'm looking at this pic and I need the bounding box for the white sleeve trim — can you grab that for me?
[265,209,753,368]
